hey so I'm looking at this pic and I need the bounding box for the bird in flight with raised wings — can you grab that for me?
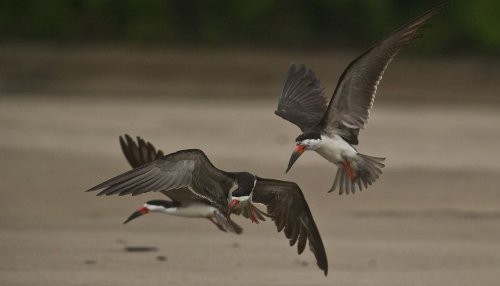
[275,3,447,194]
[117,134,243,233]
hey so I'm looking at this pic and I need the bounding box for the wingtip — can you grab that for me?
[96,190,107,196]
[119,134,132,146]
[86,182,110,195]
[320,261,328,276]
[85,186,99,193]
[421,1,450,19]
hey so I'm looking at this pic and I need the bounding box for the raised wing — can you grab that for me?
[275,63,328,131]
[252,177,328,275]
[120,134,164,168]
[87,149,235,209]
[321,3,447,140]
[119,134,212,205]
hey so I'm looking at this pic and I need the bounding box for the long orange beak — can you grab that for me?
[123,207,149,224]
[286,144,305,173]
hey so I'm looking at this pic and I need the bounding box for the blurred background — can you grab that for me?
[0,0,498,51]
[1,1,500,286]
[0,0,499,99]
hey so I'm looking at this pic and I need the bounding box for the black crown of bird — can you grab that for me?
[86,2,448,276]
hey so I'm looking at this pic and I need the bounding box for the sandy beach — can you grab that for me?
[1,48,500,285]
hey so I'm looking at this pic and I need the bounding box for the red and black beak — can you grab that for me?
[226,199,240,219]
[286,144,305,173]
[123,207,149,224]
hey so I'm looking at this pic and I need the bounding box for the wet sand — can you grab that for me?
[1,94,500,285]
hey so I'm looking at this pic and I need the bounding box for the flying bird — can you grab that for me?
[275,3,447,194]
[87,135,328,275]
[118,134,242,233]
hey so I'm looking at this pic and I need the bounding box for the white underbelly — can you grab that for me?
[166,204,217,218]
[315,135,357,164]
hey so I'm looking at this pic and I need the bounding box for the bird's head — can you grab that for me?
[123,200,177,224]
[286,131,322,173]
[227,172,257,217]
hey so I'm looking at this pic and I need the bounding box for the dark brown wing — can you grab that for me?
[252,177,328,275]
[87,149,235,209]
[321,3,448,143]
[160,189,208,205]
[120,134,164,168]
[118,135,210,205]
[275,63,328,131]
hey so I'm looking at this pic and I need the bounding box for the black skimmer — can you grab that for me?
[119,135,242,234]
[87,135,328,275]
[276,3,447,194]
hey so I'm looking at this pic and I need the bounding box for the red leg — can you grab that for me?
[343,160,357,181]
[249,204,259,224]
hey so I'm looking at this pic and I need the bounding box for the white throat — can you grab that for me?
[144,204,166,212]
[232,195,251,202]
[301,138,323,151]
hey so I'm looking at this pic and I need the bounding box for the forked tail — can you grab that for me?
[329,153,385,194]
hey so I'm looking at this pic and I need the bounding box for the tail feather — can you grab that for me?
[328,153,385,194]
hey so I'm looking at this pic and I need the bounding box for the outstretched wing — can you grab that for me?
[119,134,211,205]
[321,3,447,143]
[275,63,328,131]
[120,134,164,168]
[252,177,328,275]
[87,149,235,209]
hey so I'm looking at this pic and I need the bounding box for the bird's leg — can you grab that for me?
[343,160,357,181]
[249,204,259,224]
[207,217,227,232]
